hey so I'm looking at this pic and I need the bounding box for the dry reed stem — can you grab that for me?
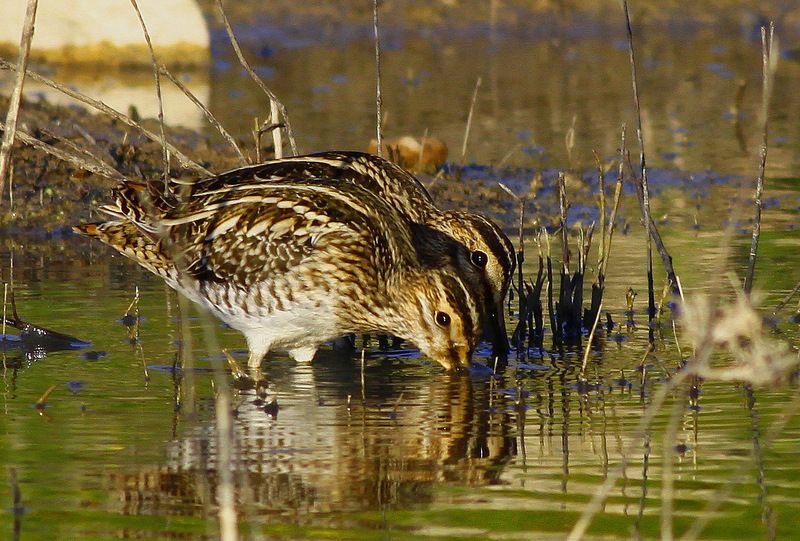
[0,0,38,204]
[622,0,656,330]
[460,77,482,166]
[744,23,777,295]
[580,130,626,375]
[594,150,606,265]
[158,65,247,165]
[129,0,170,182]
[35,384,56,407]
[373,0,383,156]
[214,0,296,156]
[0,59,211,175]
[269,99,282,159]
[772,279,800,315]
[0,120,128,182]
[215,385,238,541]
[37,125,127,179]
[600,128,626,279]
[580,301,603,374]
[557,172,569,271]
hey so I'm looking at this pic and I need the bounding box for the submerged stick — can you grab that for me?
[0,0,38,203]
[372,0,383,157]
[130,0,170,182]
[744,23,777,295]
[215,0,297,156]
[0,59,211,176]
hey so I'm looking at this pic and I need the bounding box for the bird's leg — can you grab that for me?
[245,334,271,369]
[288,346,318,363]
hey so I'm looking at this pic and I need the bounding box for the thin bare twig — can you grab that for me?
[622,0,656,335]
[159,65,247,165]
[744,23,777,295]
[460,77,482,166]
[0,59,211,175]
[373,0,383,156]
[215,0,297,156]
[0,0,38,204]
[269,98,282,159]
[772,279,800,315]
[0,120,128,182]
[129,0,170,182]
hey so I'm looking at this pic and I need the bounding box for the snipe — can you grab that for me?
[75,176,485,370]
[162,151,516,353]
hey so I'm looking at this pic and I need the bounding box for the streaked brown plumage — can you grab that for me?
[161,151,516,353]
[76,176,484,370]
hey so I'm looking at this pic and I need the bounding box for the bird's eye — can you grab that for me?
[470,250,488,268]
[435,311,451,327]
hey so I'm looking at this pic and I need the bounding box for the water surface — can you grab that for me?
[2,7,800,540]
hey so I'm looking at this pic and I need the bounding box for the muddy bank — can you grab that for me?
[0,94,248,233]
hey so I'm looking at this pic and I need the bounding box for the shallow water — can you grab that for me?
[2,7,800,541]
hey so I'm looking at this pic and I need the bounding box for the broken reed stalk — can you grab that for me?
[215,0,297,156]
[269,99,282,160]
[0,120,129,182]
[460,77,482,167]
[129,0,170,182]
[158,65,248,166]
[372,0,383,157]
[0,59,211,175]
[744,23,777,295]
[622,0,656,335]
[0,0,38,204]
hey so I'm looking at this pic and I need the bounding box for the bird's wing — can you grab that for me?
[160,183,397,288]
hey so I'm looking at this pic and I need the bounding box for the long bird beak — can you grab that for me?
[488,300,510,357]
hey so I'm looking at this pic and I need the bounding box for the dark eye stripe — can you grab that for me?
[440,274,477,342]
